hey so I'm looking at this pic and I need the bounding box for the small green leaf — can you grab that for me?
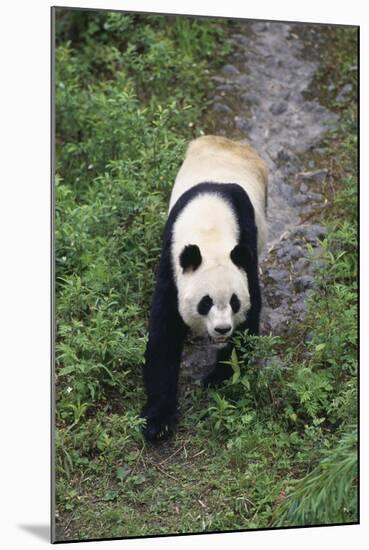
[116,466,130,482]
[103,490,119,501]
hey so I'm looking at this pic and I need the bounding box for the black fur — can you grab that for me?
[197,295,213,315]
[230,243,255,270]
[230,293,241,313]
[141,182,261,442]
[179,244,202,272]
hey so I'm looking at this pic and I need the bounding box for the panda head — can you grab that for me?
[177,243,252,344]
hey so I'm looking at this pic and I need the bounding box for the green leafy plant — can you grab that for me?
[274,428,358,526]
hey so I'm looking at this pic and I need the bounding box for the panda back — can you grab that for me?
[169,136,268,254]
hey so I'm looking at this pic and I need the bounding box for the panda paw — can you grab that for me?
[202,364,233,387]
[141,406,178,443]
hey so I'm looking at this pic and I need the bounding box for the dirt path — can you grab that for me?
[181,20,339,382]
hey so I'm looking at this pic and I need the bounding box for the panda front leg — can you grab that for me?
[141,281,187,442]
[142,342,183,442]
[202,343,234,387]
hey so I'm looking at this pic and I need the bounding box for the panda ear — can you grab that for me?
[179,244,202,272]
[230,244,253,270]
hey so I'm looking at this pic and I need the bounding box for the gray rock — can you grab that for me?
[276,243,305,261]
[293,257,310,272]
[296,169,328,183]
[237,74,254,87]
[277,149,292,162]
[267,268,289,285]
[216,83,235,92]
[222,64,240,76]
[241,92,260,105]
[280,183,294,198]
[294,275,314,292]
[306,191,324,202]
[213,102,233,114]
[299,205,315,217]
[293,224,327,241]
[336,83,353,103]
[293,193,309,206]
[292,298,307,313]
[270,102,288,115]
[234,116,253,131]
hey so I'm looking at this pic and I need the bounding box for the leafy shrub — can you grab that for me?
[274,428,358,526]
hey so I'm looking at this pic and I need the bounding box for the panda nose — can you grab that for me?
[215,325,232,335]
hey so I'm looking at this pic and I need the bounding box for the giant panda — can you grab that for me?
[142,135,268,442]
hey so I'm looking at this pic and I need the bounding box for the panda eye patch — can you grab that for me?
[230,293,241,313]
[197,295,213,315]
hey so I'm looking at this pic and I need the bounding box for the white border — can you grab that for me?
[1,1,366,549]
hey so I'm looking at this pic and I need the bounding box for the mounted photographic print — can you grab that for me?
[52,5,359,543]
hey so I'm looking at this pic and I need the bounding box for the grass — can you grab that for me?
[54,10,358,541]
